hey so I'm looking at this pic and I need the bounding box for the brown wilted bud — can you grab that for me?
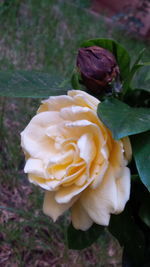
[77,46,120,94]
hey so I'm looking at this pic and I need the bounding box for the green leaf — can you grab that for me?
[131,131,150,192]
[0,71,69,98]
[97,98,150,139]
[67,223,105,250]
[127,62,150,91]
[80,38,131,81]
[130,48,146,77]
[109,203,145,266]
[71,69,82,90]
[123,48,146,91]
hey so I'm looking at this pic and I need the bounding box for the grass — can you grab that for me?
[0,0,150,266]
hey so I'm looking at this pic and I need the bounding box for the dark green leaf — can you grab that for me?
[128,49,146,82]
[131,65,150,93]
[0,71,69,98]
[67,223,105,250]
[80,38,131,81]
[125,61,150,92]
[124,89,150,108]
[97,98,150,139]
[109,203,145,266]
[131,131,150,192]
[133,48,146,66]
[130,176,150,226]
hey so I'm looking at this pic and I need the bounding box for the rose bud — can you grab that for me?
[77,46,120,94]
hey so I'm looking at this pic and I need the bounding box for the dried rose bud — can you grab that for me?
[77,46,120,94]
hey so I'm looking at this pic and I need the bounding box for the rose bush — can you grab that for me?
[21,90,132,231]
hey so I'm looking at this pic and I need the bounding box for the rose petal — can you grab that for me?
[122,137,132,162]
[55,176,94,204]
[71,200,93,230]
[60,105,100,125]
[90,160,108,189]
[24,158,47,178]
[64,120,105,146]
[62,165,86,186]
[80,167,118,226]
[109,140,125,177]
[43,191,76,221]
[77,133,96,165]
[115,167,131,213]
[38,95,75,113]
[68,90,99,110]
[28,174,61,190]
[21,111,63,162]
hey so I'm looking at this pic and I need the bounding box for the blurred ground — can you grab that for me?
[0,0,150,266]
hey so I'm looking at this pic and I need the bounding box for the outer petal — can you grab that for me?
[60,105,100,126]
[43,191,76,222]
[115,167,131,213]
[28,174,61,190]
[68,90,99,110]
[38,95,75,113]
[80,167,118,226]
[122,137,132,162]
[109,140,125,177]
[21,111,63,162]
[24,158,47,178]
[90,160,108,189]
[71,201,93,231]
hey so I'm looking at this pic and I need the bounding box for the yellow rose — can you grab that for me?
[21,90,132,231]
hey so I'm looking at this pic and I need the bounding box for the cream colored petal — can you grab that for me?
[75,173,87,186]
[77,133,96,164]
[101,145,109,160]
[47,149,74,167]
[46,124,63,141]
[28,173,61,190]
[68,90,99,110]
[90,160,108,189]
[21,111,62,162]
[62,165,86,186]
[24,158,46,178]
[122,137,132,162]
[71,201,93,231]
[47,150,74,181]
[38,95,75,113]
[109,140,125,177]
[80,167,118,226]
[115,167,131,213]
[43,191,74,221]
[64,120,105,146]
[60,105,100,126]
[55,176,94,204]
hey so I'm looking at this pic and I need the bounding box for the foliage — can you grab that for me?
[69,38,150,266]
[0,1,150,266]
[0,71,68,98]
[97,98,150,140]
[67,223,105,250]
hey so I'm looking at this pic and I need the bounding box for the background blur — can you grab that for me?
[0,1,150,266]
